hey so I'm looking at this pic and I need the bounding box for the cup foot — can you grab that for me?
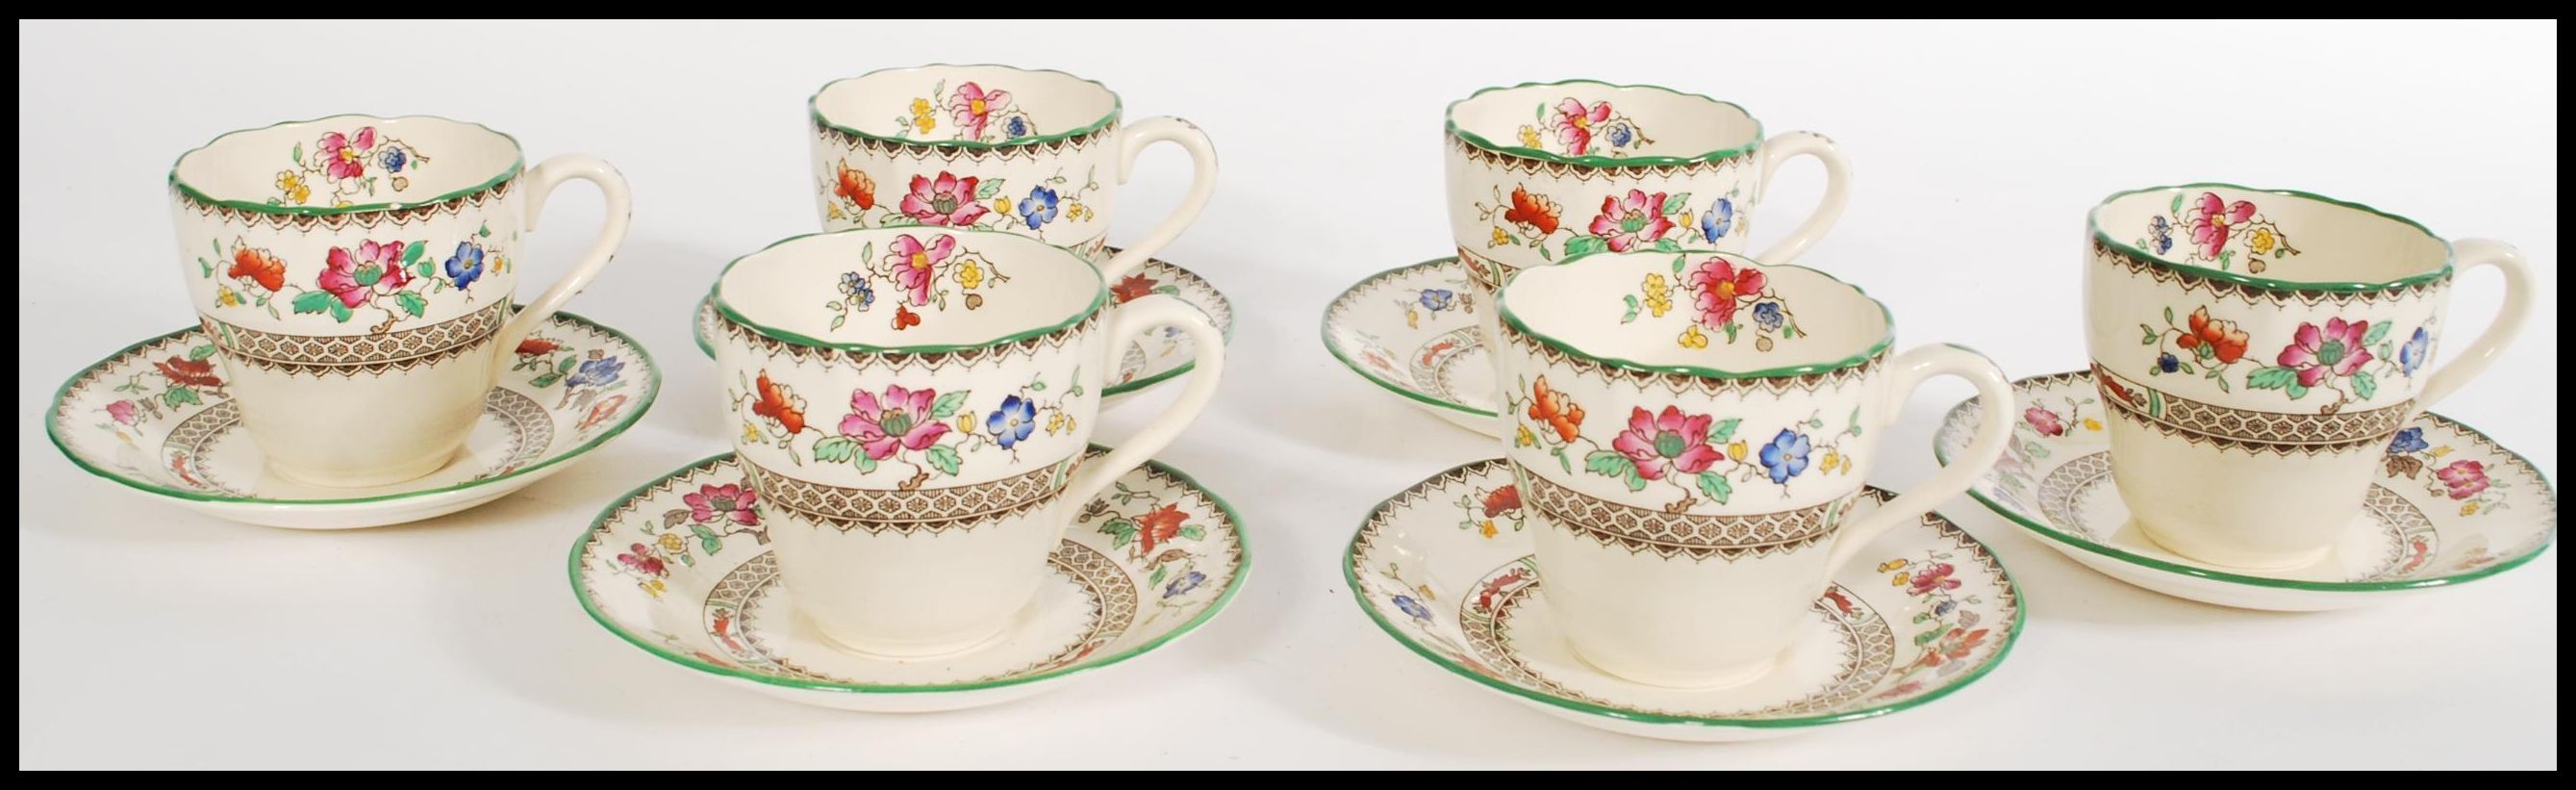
[1569,643,1780,690]
[809,617,1016,660]
[2132,520,2336,572]
[265,447,458,489]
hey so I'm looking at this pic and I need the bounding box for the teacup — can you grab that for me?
[1494,250,2012,689]
[808,64,1216,285]
[170,115,631,487]
[2084,184,2535,569]
[711,226,1225,656]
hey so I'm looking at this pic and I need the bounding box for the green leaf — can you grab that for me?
[2286,382,2311,400]
[2174,361,2195,374]
[1535,243,1553,261]
[1028,380,1048,392]
[1149,566,1169,586]
[973,178,1005,199]
[2169,192,2185,214]
[395,291,428,318]
[2213,376,2231,393]
[1697,471,1732,504]
[290,142,302,166]
[163,387,202,408]
[928,390,972,419]
[1708,418,1741,444]
[2361,321,2392,345]
[2140,324,2158,345]
[1648,238,1683,253]
[1582,450,1647,492]
[1553,446,1573,474]
[1847,406,1864,437]
[856,453,878,473]
[1620,294,1641,323]
[2353,370,2378,400]
[1563,236,1608,259]
[691,523,722,554]
[829,314,847,331]
[1660,192,1691,215]
[923,445,963,476]
[2246,366,2297,391]
[328,300,352,323]
[1672,255,1687,274]
[198,258,214,277]
[1179,525,1205,540]
[290,291,338,316]
[188,344,218,361]
[559,357,579,372]
[401,241,426,267]
[478,222,492,238]
[812,437,859,464]
[1915,629,1944,646]
[2163,306,2175,324]
[530,373,562,388]
[1100,518,1137,548]
[2217,249,2235,269]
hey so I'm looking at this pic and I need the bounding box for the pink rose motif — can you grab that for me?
[899,171,990,226]
[839,385,951,461]
[2435,460,2488,500]
[882,233,956,306]
[683,483,760,526]
[1688,257,1766,326]
[2275,318,2374,388]
[1550,99,1612,155]
[1907,563,1961,596]
[106,400,138,424]
[1587,190,1676,252]
[1610,406,1723,481]
[317,240,411,308]
[316,127,378,181]
[946,82,1012,141]
[2023,407,2065,437]
[2188,192,2257,259]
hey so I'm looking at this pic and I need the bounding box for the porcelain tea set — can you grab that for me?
[44,67,2553,739]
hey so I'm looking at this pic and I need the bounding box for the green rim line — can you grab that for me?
[1931,371,2557,593]
[711,227,1109,354]
[45,308,661,507]
[1497,251,1896,381]
[810,64,1122,151]
[568,448,1251,695]
[168,113,528,217]
[1342,458,2026,729]
[2087,182,2456,293]
[1445,79,1765,168]
[1317,257,1498,419]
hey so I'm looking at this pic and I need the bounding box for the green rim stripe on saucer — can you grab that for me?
[168,113,527,217]
[1343,459,2026,729]
[1496,253,1895,381]
[44,309,659,507]
[809,64,1123,151]
[1318,257,1497,419]
[569,448,1251,695]
[1932,370,2557,593]
[711,227,1109,355]
[2087,182,2455,293]
[1444,79,1764,168]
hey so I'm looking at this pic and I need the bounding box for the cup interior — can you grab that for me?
[1501,251,1889,374]
[171,115,521,209]
[811,64,1118,143]
[1447,81,1759,162]
[716,227,1103,350]
[2090,185,2450,287]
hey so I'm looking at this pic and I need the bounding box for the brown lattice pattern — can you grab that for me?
[2095,370,2413,446]
[1450,134,1755,180]
[1501,322,1883,396]
[2091,238,2448,305]
[1518,466,1845,560]
[173,178,516,230]
[743,457,1073,534]
[2104,406,2386,457]
[815,120,1113,163]
[203,302,507,366]
[717,311,1098,373]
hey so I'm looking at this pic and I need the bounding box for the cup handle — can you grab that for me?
[2415,239,2534,410]
[489,154,634,374]
[1823,344,2014,573]
[1099,116,1217,282]
[1060,294,1227,504]
[1749,131,1852,266]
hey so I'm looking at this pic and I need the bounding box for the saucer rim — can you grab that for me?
[44,308,661,508]
[1342,458,2027,730]
[569,449,1252,696]
[1318,256,1497,419]
[1933,369,2560,594]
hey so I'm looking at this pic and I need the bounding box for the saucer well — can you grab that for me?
[571,450,1248,713]
[1932,370,2557,611]
[1320,257,1503,436]
[46,310,658,529]
[694,251,1232,406]
[1346,459,2022,742]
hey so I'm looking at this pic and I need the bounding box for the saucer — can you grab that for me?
[46,311,658,529]
[1932,370,2557,611]
[572,449,1249,713]
[1345,459,2022,742]
[694,251,1232,405]
[1320,257,1503,436]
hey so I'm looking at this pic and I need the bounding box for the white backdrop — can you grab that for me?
[15,19,2556,770]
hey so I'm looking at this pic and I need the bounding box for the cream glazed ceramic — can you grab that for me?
[711,226,1225,657]
[46,311,656,528]
[2085,185,2536,569]
[1348,459,2021,742]
[168,115,632,488]
[1319,257,1502,434]
[1935,370,2556,611]
[1493,250,2014,688]
[694,250,1234,406]
[574,450,1247,712]
[809,64,1215,286]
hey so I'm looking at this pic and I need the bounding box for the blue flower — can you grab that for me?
[1758,429,1811,484]
[2157,352,2181,373]
[1701,197,1734,242]
[1418,289,1455,312]
[1604,121,1636,148]
[1392,594,1431,622]
[380,146,408,173]
[1017,186,1060,230]
[985,395,1038,449]
[567,356,624,389]
[840,271,874,309]
[1001,113,1034,140]
[2399,327,2432,375]
[2147,216,2174,254]
[2388,427,2429,456]
[443,241,486,290]
[1934,599,1957,616]
[1163,571,1206,599]
[1752,301,1783,330]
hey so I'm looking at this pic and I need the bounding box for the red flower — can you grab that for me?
[515,338,561,356]
[2095,365,2140,406]
[1525,376,1585,443]
[1480,485,1523,518]
[834,162,876,210]
[155,356,223,388]
[1688,257,1767,326]
[1477,568,1529,612]
[1586,190,1676,252]
[1907,563,1960,596]
[2177,307,2250,364]
[228,245,287,292]
[2023,407,2065,437]
[1134,503,1189,555]
[685,483,761,526]
[2435,460,2489,499]
[1111,274,1158,304]
[1503,186,1561,236]
[750,370,806,435]
[1919,627,1989,667]
[618,543,668,576]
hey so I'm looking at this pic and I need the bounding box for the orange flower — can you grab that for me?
[1526,375,1584,443]
[834,163,875,210]
[228,245,287,292]
[154,356,223,388]
[1135,502,1188,555]
[750,370,806,435]
[2177,306,2250,364]
[515,338,560,356]
[1503,186,1561,236]
[1111,273,1158,304]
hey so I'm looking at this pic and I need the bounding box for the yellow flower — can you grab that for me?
[1067,202,1086,220]
[1061,416,1076,434]
[332,200,353,208]
[1821,451,1840,472]
[956,415,975,432]
[1728,441,1747,461]
[993,197,1013,217]
[2084,418,2103,432]
[1679,211,1695,231]
[1047,411,1065,434]
[1678,324,1708,349]
[1417,584,1438,601]
[2431,446,2453,457]
[1490,227,1511,246]
[956,260,984,289]
[2462,502,2481,516]
[658,533,685,553]
[1479,521,1498,538]
[1516,424,1536,447]
[640,579,667,599]
[827,202,846,221]
[1877,558,1909,573]
[1890,573,1908,587]
[215,287,242,307]
[1516,125,1542,148]
[1641,273,1673,318]
[743,422,763,444]
[1405,308,1420,329]
[274,170,311,205]
[909,98,936,134]
[2250,228,2277,255]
